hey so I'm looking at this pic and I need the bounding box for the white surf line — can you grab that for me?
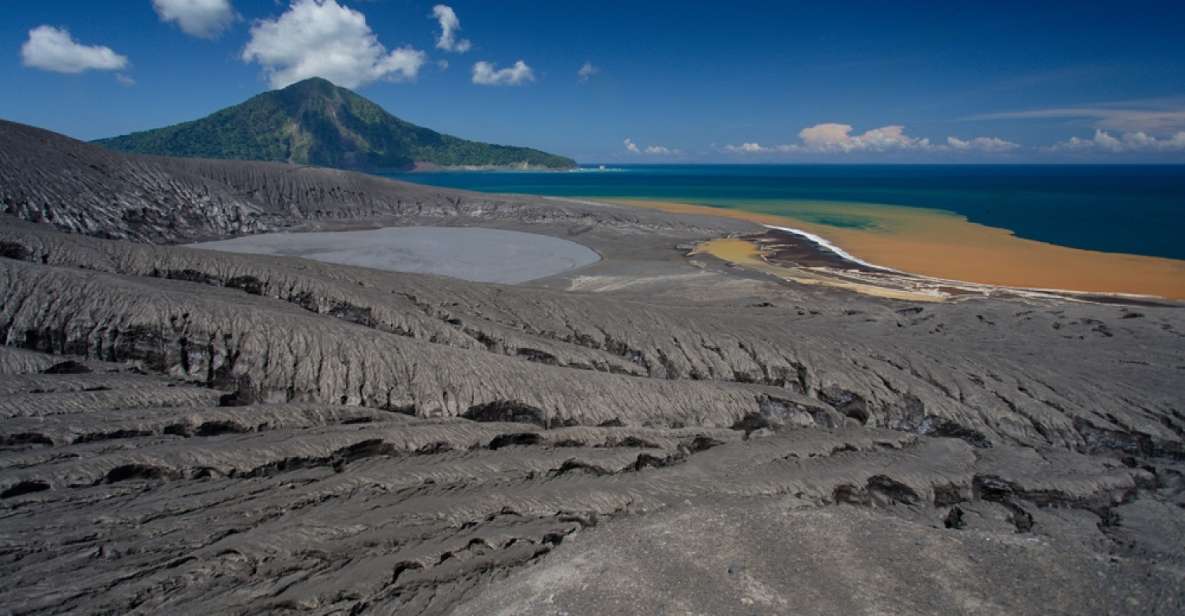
[762,225,1169,301]
[564,166,627,173]
[542,196,630,208]
[545,196,901,274]
[546,197,897,271]
[761,224,898,272]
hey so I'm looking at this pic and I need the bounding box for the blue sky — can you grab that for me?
[2,0,1184,163]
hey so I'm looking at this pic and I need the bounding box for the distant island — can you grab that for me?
[93,77,575,172]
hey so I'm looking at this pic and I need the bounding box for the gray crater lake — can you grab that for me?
[190,227,601,284]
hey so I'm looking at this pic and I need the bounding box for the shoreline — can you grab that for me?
[409,162,578,173]
[760,224,893,272]
[593,197,1185,301]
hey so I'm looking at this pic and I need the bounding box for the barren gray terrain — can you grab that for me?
[1,120,1184,615]
[190,227,602,284]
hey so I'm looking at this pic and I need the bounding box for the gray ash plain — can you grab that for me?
[190,226,602,284]
[1,119,1183,615]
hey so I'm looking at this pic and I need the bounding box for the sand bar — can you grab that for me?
[607,198,1185,300]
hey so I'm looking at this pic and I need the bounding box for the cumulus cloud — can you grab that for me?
[242,0,426,89]
[472,60,533,86]
[577,62,599,82]
[624,138,680,156]
[799,123,932,152]
[115,73,136,86]
[946,136,1020,152]
[20,26,129,74]
[431,5,471,53]
[724,123,1018,155]
[1050,129,1185,153]
[152,0,237,39]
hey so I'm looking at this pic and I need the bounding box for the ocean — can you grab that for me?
[388,165,1185,261]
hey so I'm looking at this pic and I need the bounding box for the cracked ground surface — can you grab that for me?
[1,120,1184,614]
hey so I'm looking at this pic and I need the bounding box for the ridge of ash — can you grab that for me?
[0,120,1183,615]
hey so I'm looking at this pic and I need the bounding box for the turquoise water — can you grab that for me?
[387,165,1185,261]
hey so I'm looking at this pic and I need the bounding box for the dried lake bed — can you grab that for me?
[189,226,601,284]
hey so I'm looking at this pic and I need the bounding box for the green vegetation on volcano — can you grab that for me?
[95,77,575,171]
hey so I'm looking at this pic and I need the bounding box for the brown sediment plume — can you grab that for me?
[608,198,1185,300]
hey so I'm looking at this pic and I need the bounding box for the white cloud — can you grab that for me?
[723,124,932,154]
[577,62,599,82]
[799,123,932,152]
[472,60,534,86]
[971,106,1185,133]
[437,59,449,71]
[723,142,786,154]
[734,143,770,153]
[946,136,1019,152]
[115,73,136,86]
[624,138,680,156]
[152,0,236,39]
[431,5,471,53]
[1050,129,1185,153]
[724,123,1018,155]
[242,0,426,89]
[20,26,129,74]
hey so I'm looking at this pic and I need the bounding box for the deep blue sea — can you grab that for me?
[388,165,1185,261]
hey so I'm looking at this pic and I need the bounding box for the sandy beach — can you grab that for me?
[607,198,1185,300]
